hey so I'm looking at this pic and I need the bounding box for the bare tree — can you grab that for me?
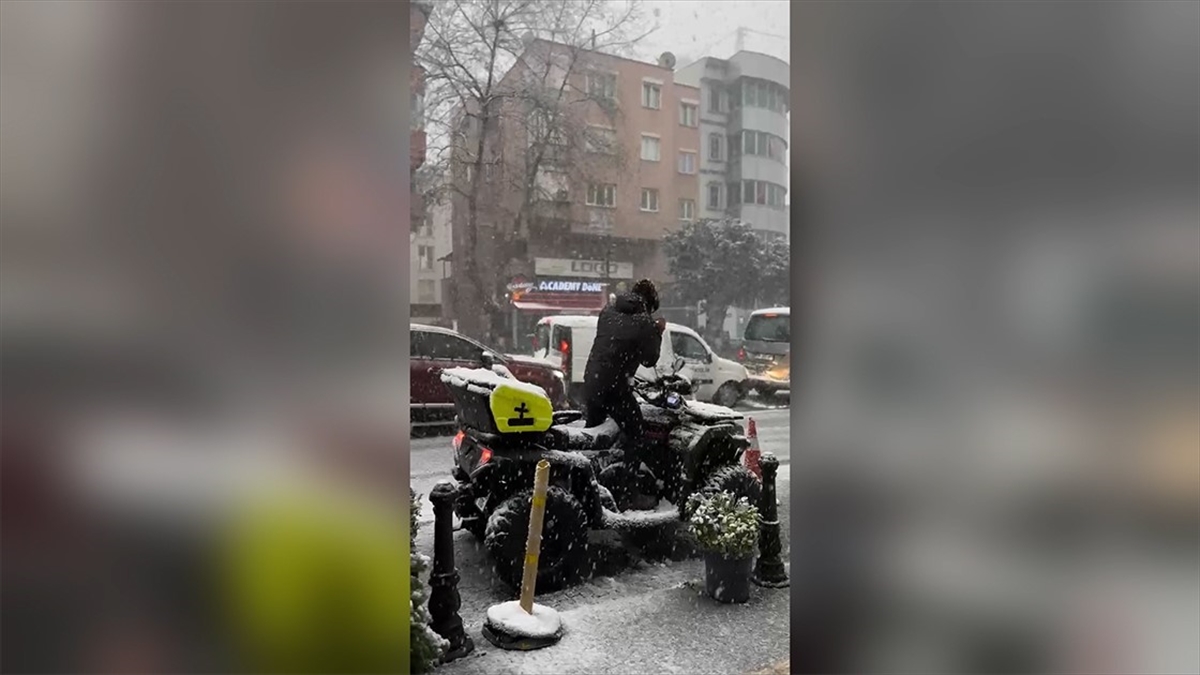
[418,0,654,342]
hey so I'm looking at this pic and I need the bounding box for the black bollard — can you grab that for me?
[428,480,475,662]
[752,452,790,588]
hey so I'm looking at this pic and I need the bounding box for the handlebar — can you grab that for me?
[633,371,693,395]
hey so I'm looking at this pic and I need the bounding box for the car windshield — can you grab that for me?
[744,315,790,342]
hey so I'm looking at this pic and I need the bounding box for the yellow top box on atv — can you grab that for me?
[440,367,555,434]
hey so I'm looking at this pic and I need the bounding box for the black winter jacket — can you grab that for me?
[583,293,662,398]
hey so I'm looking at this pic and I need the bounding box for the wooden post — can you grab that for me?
[519,459,551,613]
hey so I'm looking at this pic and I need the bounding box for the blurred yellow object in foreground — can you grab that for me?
[1136,402,1200,515]
[218,480,409,674]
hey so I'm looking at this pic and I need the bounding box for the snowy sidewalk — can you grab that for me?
[435,569,791,675]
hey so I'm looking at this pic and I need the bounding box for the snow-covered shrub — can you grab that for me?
[686,491,760,559]
[410,489,447,672]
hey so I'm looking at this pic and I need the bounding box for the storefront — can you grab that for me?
[505,257,634,351]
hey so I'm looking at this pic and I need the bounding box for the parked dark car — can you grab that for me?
[410,323,568,428]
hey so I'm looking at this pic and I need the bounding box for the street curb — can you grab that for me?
[747,659,790,675]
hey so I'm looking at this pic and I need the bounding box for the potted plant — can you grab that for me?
[687,491,761,604]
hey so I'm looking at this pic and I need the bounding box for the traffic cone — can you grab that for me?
[744,417,762,479]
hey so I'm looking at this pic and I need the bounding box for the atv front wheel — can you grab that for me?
[484,487,589,591]
[699,465,763,512]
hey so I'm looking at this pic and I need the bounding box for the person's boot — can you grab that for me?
[628,456,659,511]
[629,491,659,511]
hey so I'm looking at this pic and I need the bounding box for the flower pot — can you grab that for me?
[704,551,754,603]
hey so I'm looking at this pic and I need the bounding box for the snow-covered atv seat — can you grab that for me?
[545,418,622,451]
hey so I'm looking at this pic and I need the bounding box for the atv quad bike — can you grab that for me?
[440,358,762,592]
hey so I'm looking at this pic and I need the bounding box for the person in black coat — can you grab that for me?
[583,279,666,509]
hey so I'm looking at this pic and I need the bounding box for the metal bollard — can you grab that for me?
[428,480,475,662]
[752,453,790,588]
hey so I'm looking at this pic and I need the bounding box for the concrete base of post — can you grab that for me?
[481,600,563,651]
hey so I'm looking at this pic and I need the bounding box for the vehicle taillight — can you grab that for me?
[452,429,464,451]
[738,346,746,361]
[479,446,492,465]
[559,339,571,378]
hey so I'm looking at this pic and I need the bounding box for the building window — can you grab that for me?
[708,133,724,161]
[707,84,722,113]
[417,279,436,303]
[640,188,660,212]
[680,103,698,127]
[737,130,787,163]
[586,183,617,208]
[740,180,787,209]
[585,126,617,154]
[586,72,616,100]
[640,134,661,161]
[641,81,662,109]
[411,92,425,131]
[418,245,435,270]
[416,216,432,238]
[768,135,787,161]
[678,151,697,175]
[742,130,758,155]
[679,198,695,221]
[707,181,723,210]
[739,78,789,114]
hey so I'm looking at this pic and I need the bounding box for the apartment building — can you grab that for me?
[445,39,700,343]
[410,171,452,323]
[675,51,790,239]
[410,2,431,173]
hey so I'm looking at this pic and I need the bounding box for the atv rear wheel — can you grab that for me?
[484,487,589,591]
[700,464,763,511]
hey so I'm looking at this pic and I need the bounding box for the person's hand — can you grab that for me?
[655,317,667,333]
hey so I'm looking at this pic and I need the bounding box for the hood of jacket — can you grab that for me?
[612,292,649,315]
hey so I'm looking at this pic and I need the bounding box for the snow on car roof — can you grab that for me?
[440,366,549,400]
[536,315,599,328]
[542,315,695,335]
[749,307,790,316]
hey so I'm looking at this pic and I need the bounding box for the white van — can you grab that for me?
[532,315,748,407]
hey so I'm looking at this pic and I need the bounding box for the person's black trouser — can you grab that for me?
[584,381,647,472]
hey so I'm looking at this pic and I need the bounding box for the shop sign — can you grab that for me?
[534,257,633,279]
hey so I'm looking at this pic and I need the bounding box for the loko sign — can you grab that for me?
[534,257,633,280]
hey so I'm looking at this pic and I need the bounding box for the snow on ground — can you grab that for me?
[411,409,792,675]
[437,572,791,675]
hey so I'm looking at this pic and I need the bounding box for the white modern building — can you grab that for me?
[675,51,790,240]
[410,182,453,324]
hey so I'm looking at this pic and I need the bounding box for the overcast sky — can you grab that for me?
[635,0,789,69]
[636,0,791,206]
